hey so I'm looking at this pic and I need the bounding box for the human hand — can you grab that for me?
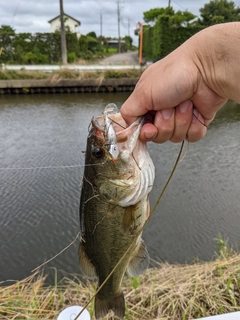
[121,23,240,143]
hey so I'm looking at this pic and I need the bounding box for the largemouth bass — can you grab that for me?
[79,104,155,319]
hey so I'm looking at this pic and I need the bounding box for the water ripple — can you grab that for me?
[0,95,240,282]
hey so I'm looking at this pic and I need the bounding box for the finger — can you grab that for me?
[121,79,151,126]
[187,108,207,142]
[140,108,175,143]
[170,100,193,143]
[139,123,158,141]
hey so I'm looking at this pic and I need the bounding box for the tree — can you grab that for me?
[171,10,196,27]
[141,7,200,60]
[123,35,133,50]
[143,7,174,23]
[87,31,97,39]
[86,32,103,54]
[143,7,195,26]
[13,33,33,62]
[0,25,15,62]
[199,0,240,26]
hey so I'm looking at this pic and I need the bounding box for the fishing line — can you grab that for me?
[108,117,126,129]
[180,140,190,162]
[192,110,208,127]
[1,162,104,273]
[74,140,185,320]
[31,232,80,273]
[179,109,208,162]
[0,163,104,171]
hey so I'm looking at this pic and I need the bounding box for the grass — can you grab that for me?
[0,69,143,81]
[1,239,240,319]
[103,48,118,54]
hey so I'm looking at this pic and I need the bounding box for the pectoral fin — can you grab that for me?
[78,241,98,280]
[127,240,150,277]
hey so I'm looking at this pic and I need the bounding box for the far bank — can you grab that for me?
[0,68,143,94]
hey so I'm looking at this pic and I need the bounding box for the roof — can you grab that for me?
[107,40,125,44]
[48,13,81,25]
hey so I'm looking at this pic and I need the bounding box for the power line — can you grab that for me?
[93,0,114,15]
[128,17,130,36]
[74,0,101,27]
[119,5,130,33]
[172,0,186,10]
[11,0,21,26]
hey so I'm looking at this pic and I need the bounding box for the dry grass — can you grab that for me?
[0,69,143,81]
[0,69,49,80]
[1,247,240,320]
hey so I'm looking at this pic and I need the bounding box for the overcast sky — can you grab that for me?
[1,0,240,43]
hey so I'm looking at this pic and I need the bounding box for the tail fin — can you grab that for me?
[95,291,125,319]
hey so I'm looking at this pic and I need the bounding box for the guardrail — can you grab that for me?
[1,64,142,72]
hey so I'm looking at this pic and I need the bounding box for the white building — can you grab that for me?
[48,14,81,37]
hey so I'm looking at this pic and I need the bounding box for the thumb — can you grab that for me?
[121,80,152,126]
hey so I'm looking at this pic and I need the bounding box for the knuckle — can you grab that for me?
[159,125,174,136]
[153,131,173,144]
[180,118,191,126]
[175,112,192,127]
[152,136,167,144]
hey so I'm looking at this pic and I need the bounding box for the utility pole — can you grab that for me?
[128,17,130,36]
[139,23,143,65]
[136,22,143,65]
[59,0,67,64]
[168,0,171,7]
[100,12,102,37]
[117,0,121,53]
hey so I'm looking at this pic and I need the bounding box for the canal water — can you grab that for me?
[0,93,240,283]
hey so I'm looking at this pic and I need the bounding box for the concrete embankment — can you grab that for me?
[0,78,138,94]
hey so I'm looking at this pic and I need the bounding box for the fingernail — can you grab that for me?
[179,101,191,113]
[161,108,173,120]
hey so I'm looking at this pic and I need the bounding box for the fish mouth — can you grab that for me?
[91,104,143,162]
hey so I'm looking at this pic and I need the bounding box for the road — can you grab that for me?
[1,52,141,71]
[99,51,139,65]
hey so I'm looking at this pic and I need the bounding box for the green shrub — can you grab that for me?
[67,52,76,63]
[21,52,49,64]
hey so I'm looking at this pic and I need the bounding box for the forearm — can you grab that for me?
[187,22,240,103]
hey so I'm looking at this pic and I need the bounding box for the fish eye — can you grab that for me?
[92,147,104,159]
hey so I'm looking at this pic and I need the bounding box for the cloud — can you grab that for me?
[1,0,239,40]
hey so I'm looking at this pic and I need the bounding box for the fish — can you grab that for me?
[78,103,155,319]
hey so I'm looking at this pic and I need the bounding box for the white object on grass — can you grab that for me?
[57,306,90,320]
[194,311,240,319]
